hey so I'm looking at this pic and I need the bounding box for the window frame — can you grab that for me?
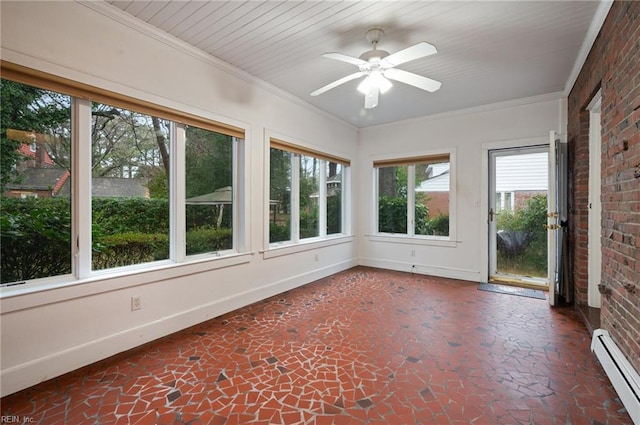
[372,149,456,245]
[1,61,247,293]
[265,135,351,254]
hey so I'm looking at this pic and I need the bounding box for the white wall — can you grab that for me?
[0,1,358,397]
[356,96,564,281]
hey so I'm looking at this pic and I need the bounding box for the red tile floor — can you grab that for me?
[1,267,632,424]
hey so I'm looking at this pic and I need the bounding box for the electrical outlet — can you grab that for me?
[131,296,142,311]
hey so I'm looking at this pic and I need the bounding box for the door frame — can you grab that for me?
[587,90,602,308]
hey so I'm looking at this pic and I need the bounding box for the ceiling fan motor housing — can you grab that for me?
[360,28,389,63]
[359,49,390,63]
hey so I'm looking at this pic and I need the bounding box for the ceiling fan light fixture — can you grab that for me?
[357,71,392,95]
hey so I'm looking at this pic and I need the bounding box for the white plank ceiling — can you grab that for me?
[106,0,601,127]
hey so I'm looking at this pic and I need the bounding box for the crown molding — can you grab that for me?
[75,0,357,132]
[362,91,565,132]
[564,0,613,95]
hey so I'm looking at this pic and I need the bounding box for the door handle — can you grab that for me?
[489,208,494,222]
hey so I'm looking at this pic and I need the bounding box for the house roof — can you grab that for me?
[18,142,55,167]
[5,168,68,193]
[186,186,232,205]
[92,178,149,198]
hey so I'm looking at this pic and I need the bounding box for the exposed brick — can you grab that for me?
[567,1,640,373]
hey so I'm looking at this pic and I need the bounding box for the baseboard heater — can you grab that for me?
[591,329,640,424]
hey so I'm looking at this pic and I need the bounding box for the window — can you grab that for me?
[269,148,292,244]
[326,162,343,235]
[269,138,349,246]
[91,102,171,270]
[496,191,515,212]
[1,79,72,284]
[185,125,234,256]
[375,153,451,238]
[1,62,245,288]
[300,154,320,239]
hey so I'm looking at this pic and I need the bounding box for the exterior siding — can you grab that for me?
[567,1,640,372]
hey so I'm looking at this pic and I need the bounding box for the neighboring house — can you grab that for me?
[494,152,548,211]
[416,162,450,217]
[5,172,149,199]
[16,139,55,171]
[310,172,342,200]
[5,139,149,198]
[4,168,69,198]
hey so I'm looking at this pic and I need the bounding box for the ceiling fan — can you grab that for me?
[311,28,442,109]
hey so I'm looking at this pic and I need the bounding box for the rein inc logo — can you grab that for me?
[1,417,34,424]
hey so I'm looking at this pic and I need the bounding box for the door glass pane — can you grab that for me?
[494,152,548,278]
[378,165,407,234]
[299,154,319,239]
[185,125,233,255]
[91,103,170,270]
[1,80,72,283]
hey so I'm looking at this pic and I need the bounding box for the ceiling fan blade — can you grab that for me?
[310,71,364,96]
[323,52,369,67]
[380,42,437,68]
[384,68,441,92]
[364,85,379,109]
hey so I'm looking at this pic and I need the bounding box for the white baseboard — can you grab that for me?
[591,329,640,424]
[358,257,481,282]
[0,258,357,397]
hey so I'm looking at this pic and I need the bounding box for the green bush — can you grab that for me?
[300,210,319,239]
[93,232,169,270]
[186,227,232,255]
[429,214,449,236]
[1,197,238,280]
[379,196,430,234]
[92,198,169,235]
[496,195,547,232]
[1,197,71,283]
[495,195,548,277]
[270,222,290,243]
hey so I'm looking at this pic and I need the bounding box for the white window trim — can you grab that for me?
[371,149,456,242]
[263,132,350,252]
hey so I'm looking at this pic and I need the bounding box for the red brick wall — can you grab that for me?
[567,1,640,372]
[422,192,449,217]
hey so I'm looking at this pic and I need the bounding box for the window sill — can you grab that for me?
[263,235,354,259]
[0,252,254,312]
[366,234,459,248]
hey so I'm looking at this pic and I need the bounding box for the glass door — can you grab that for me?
[489,146,550,288]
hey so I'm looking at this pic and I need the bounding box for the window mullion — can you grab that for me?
[232,136,244,253]
[319,160,327,237]
[172,123,185,262]
[74,98,93,279]
[291,154,301,242]
[407,165,416,237]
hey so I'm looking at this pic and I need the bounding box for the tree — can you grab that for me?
[270,148,291,214]
[184,126,232,197]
